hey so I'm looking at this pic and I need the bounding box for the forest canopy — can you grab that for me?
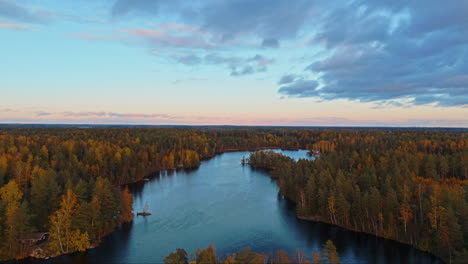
[248,130,467,263]
[0,127,466,262]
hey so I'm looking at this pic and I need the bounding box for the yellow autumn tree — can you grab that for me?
[49,189,90,255]
[0,180,27,256]
[399,203,413,234]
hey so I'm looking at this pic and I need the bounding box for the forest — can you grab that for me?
[0,127,466,262]
[163,240,341,264]
[248,131,467,263]
[0,127,303,260]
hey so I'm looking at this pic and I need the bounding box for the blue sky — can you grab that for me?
[1,0,467,126]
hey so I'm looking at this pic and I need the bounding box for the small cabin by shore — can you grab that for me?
[18,233,49,246]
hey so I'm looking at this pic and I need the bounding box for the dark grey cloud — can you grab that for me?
[0,0,49,23]
[278,0,468,107]
[110,0,316,41]
[88,0,468,107]
[278,74,297,85]
[174,53,274,76]
[278,79,319,97]
[201,0,314,40]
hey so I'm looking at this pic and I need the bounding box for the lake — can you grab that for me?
[37,150,442,264]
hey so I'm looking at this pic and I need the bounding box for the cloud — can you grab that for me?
[248,54,274,67]
[121,23,215,50]
[278,74,297,85]
[293,117,389,126]
[278,79,319,97]
[288,117,468,127]
[159,22,200,34]
[35,111,176,120]
[277,0,468,107]
[62,111,107,117]
[173,53,275,76]
[262,38,279,48]
[371,99,413,109]
[0,0,50,23]
[70,33,118,41]
[174,54,203,66]
[111,0,186,17]
[106,0,467,107]
[401,119,468,127]
[72,22,281,78]
[0,108,16,112]
[231,66,255,76]
[4,109,466,127]
[0,22,26,30]
[200,0,315,41]
[3,0,465,108]
[35,111,52,116]
[72,22,215,50]
[110,0,316,41]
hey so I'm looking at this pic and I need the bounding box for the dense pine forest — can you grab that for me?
[248,131,467,263]
[0,127,466,263]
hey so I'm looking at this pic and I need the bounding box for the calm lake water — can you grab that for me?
[35,150,441,264]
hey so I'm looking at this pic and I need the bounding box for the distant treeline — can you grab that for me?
[248,131,467,263]
[164,240,341,264]
[0,128,466,262]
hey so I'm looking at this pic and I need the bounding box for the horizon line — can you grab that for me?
[0,123,467,129]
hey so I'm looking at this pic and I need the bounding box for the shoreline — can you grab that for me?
[295,215,444,263]
[11,147,305,263]
[246,150,448,263]
[255,163,448,264]
[13,147,445,264]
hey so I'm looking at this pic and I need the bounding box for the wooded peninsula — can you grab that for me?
[0,127,466,263]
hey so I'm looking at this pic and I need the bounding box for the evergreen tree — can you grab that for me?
[322,240,341,264]
[30,169,61,230]
[120,186,133,223]
[91,177,120,240]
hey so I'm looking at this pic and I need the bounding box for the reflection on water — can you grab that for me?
[35,150,441,264]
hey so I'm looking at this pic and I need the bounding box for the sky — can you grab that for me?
[1,0,467,127]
